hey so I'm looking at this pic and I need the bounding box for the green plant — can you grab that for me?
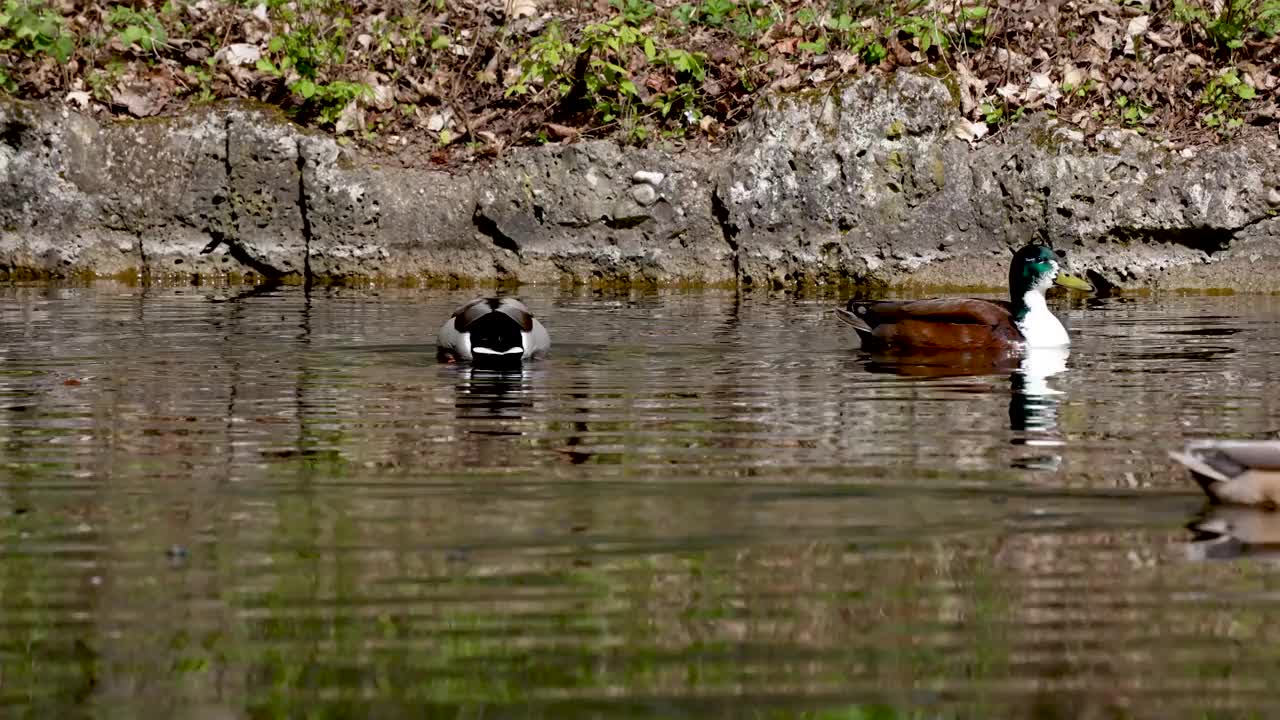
[253,1,370,127]
[612,0,656,25]
[107,4,168,53]
[860,38,887,64]
[699,0,734,26]
[892,11,947,54]
[506,7,709,140]
[730,2,776,38]
[1173,0,1280,48]
[980,100,1003,124]
[506,21,574,97]
[1199,66,1256,129]
[826,13,856,34]
[1061,78,1095,98]
[798,35,827,54]
[980,100,1023,126]
[1114,94,1153,126]
[674,0,775,40]
[0,0,75,66]
[954,4,991,48]
[257,23,344,80]
[183,58,218,103]
[85,64,119,101]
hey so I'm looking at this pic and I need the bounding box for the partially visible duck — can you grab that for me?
[835,243,1093,351]
[1170,440,1280,508]
[437,297,551,367]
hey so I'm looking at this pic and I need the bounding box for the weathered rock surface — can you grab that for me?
[2,72,1279,289]
[718,73,1280,290]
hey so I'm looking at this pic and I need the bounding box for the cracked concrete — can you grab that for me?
[2,72,1279,290]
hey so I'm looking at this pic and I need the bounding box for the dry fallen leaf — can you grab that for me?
[1092,16,1119,52]
[505,0,537,19]
[773,72,802,91]
[358,71,395,110]
[334,101,364,134]
[1124,15,1150,56]
[1025,72,1061,108]
[1146,29,1176,49]
[832,51,858,74]
[955,61,985,115]
[477,54,500,85]
[772,37,799,56]
[546,123,578,139]
[65,90,92,109]
[215,43,261,67]
[1063,65,1085,89]
[888,36,914,66]
[111,84,165,117]
[952,119,989,144]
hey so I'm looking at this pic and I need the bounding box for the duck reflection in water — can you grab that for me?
[452,365,535,434]
[1008,345,1071,469]
[1186,505,1280,562]
[858,345,1072,469]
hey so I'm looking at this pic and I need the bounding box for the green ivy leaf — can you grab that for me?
[798,37,827,54]
[1235,84,1256,100]
[51,34,72,63]
[119,25,146,47]
[293,78,317,99]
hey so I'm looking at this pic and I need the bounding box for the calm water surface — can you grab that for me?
[2,283,1280,719]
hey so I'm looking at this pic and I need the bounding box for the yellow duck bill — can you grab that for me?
[1054,272,1093,291]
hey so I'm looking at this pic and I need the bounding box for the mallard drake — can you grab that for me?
[437,297,551,367]
[1170,440,1280,508]
[835,244,1093,351]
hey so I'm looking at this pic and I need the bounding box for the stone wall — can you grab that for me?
[3,73,1278,289]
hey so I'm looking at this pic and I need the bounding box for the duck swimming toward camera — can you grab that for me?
[835,243,1094,351]
[437,297,551,367]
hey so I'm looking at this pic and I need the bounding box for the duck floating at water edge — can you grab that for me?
[1170,440,1280,509]
[835,243,1094,351]
[437,297,551,368]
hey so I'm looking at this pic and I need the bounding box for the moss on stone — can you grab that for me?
[917,62,963,109]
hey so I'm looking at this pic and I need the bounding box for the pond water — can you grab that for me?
[2,282,1280,719]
